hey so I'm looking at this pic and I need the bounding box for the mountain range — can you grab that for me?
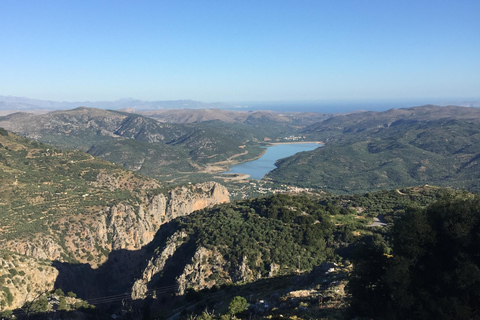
[0,127,458,318]
[0,96,231,113]
[1,104,480,194]
[1,103,480,318]
[268,105,480,193]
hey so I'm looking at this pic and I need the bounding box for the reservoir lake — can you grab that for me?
[223,142,320,180]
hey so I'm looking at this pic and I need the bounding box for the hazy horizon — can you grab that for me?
[1,94,479,114]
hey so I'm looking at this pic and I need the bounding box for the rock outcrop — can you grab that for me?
[132,245,261,299]
[176,247,229,295]
[0,181,229,311]
[0,251,58,310]
[131,231,188,299]
[4,182,229,266]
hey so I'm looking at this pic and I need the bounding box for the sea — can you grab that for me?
[224,99,462,113]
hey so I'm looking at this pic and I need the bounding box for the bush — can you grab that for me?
[54,288,65,296]
[1,310,13,319]
[3,287,13,306]
[228,296,249,315]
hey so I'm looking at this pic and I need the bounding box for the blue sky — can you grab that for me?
[1,0,479,104]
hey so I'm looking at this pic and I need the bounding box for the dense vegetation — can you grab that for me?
[167,187,450,283]
[348,193,480,319]
[179,194,337,276]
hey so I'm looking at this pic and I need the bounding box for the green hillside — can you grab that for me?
[268,107,480,193]
[0,129,166,255]
[0,108,297,183]
[5,105,480,194]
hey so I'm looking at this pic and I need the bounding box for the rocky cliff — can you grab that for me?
[0,181,228,311]
[0,251,58,311]
[4,182,229,266]
[131,240,257,300]
[0,130,231,312]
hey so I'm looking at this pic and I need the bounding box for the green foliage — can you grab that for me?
[3,287,13,306]
[54,288,65,296]
[348,194,480,319]
[269,115,480,194]
[169,188,451,289]
[228,296,249,315]
[73,300,89,309]
[179,194,339,276]
[347,234,391,318]
[7,269,17,277]
[26,294,49,314]
[58,296,68,311]
[0,310,13,319]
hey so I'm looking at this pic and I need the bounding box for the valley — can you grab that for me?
[2,0,479,317]
[0,104,479,319]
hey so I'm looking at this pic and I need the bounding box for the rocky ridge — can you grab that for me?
[0,181,229,311]
[3,182,229,266]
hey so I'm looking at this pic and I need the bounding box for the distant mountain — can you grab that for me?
[139,108,333,126]
[0,107,283,182]
[0,95,232,111]
[3,103,479,194]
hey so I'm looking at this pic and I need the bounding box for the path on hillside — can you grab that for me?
[368,215,387,227]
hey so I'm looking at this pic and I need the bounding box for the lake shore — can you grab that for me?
[222,142,321,179]
[217,173,250,181]
[268,141,323,146]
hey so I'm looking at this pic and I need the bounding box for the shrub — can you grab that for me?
[228,296,249,315]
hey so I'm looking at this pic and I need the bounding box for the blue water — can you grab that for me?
[226,99,450,113]
[223,143,320,180]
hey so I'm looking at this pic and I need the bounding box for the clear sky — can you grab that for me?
[1,0,479,104]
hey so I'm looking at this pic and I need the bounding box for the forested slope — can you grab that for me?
[268,106,480,193]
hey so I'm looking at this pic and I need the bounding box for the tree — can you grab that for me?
[58,296,68,311]
[347,234,391,318]
[228,296,249,316]
[348,194,480,320]
[22,292,49,316]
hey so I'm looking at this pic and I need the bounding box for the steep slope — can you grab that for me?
[0,251,58,311]
[127,187,447,301]
[0,130,230,310]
